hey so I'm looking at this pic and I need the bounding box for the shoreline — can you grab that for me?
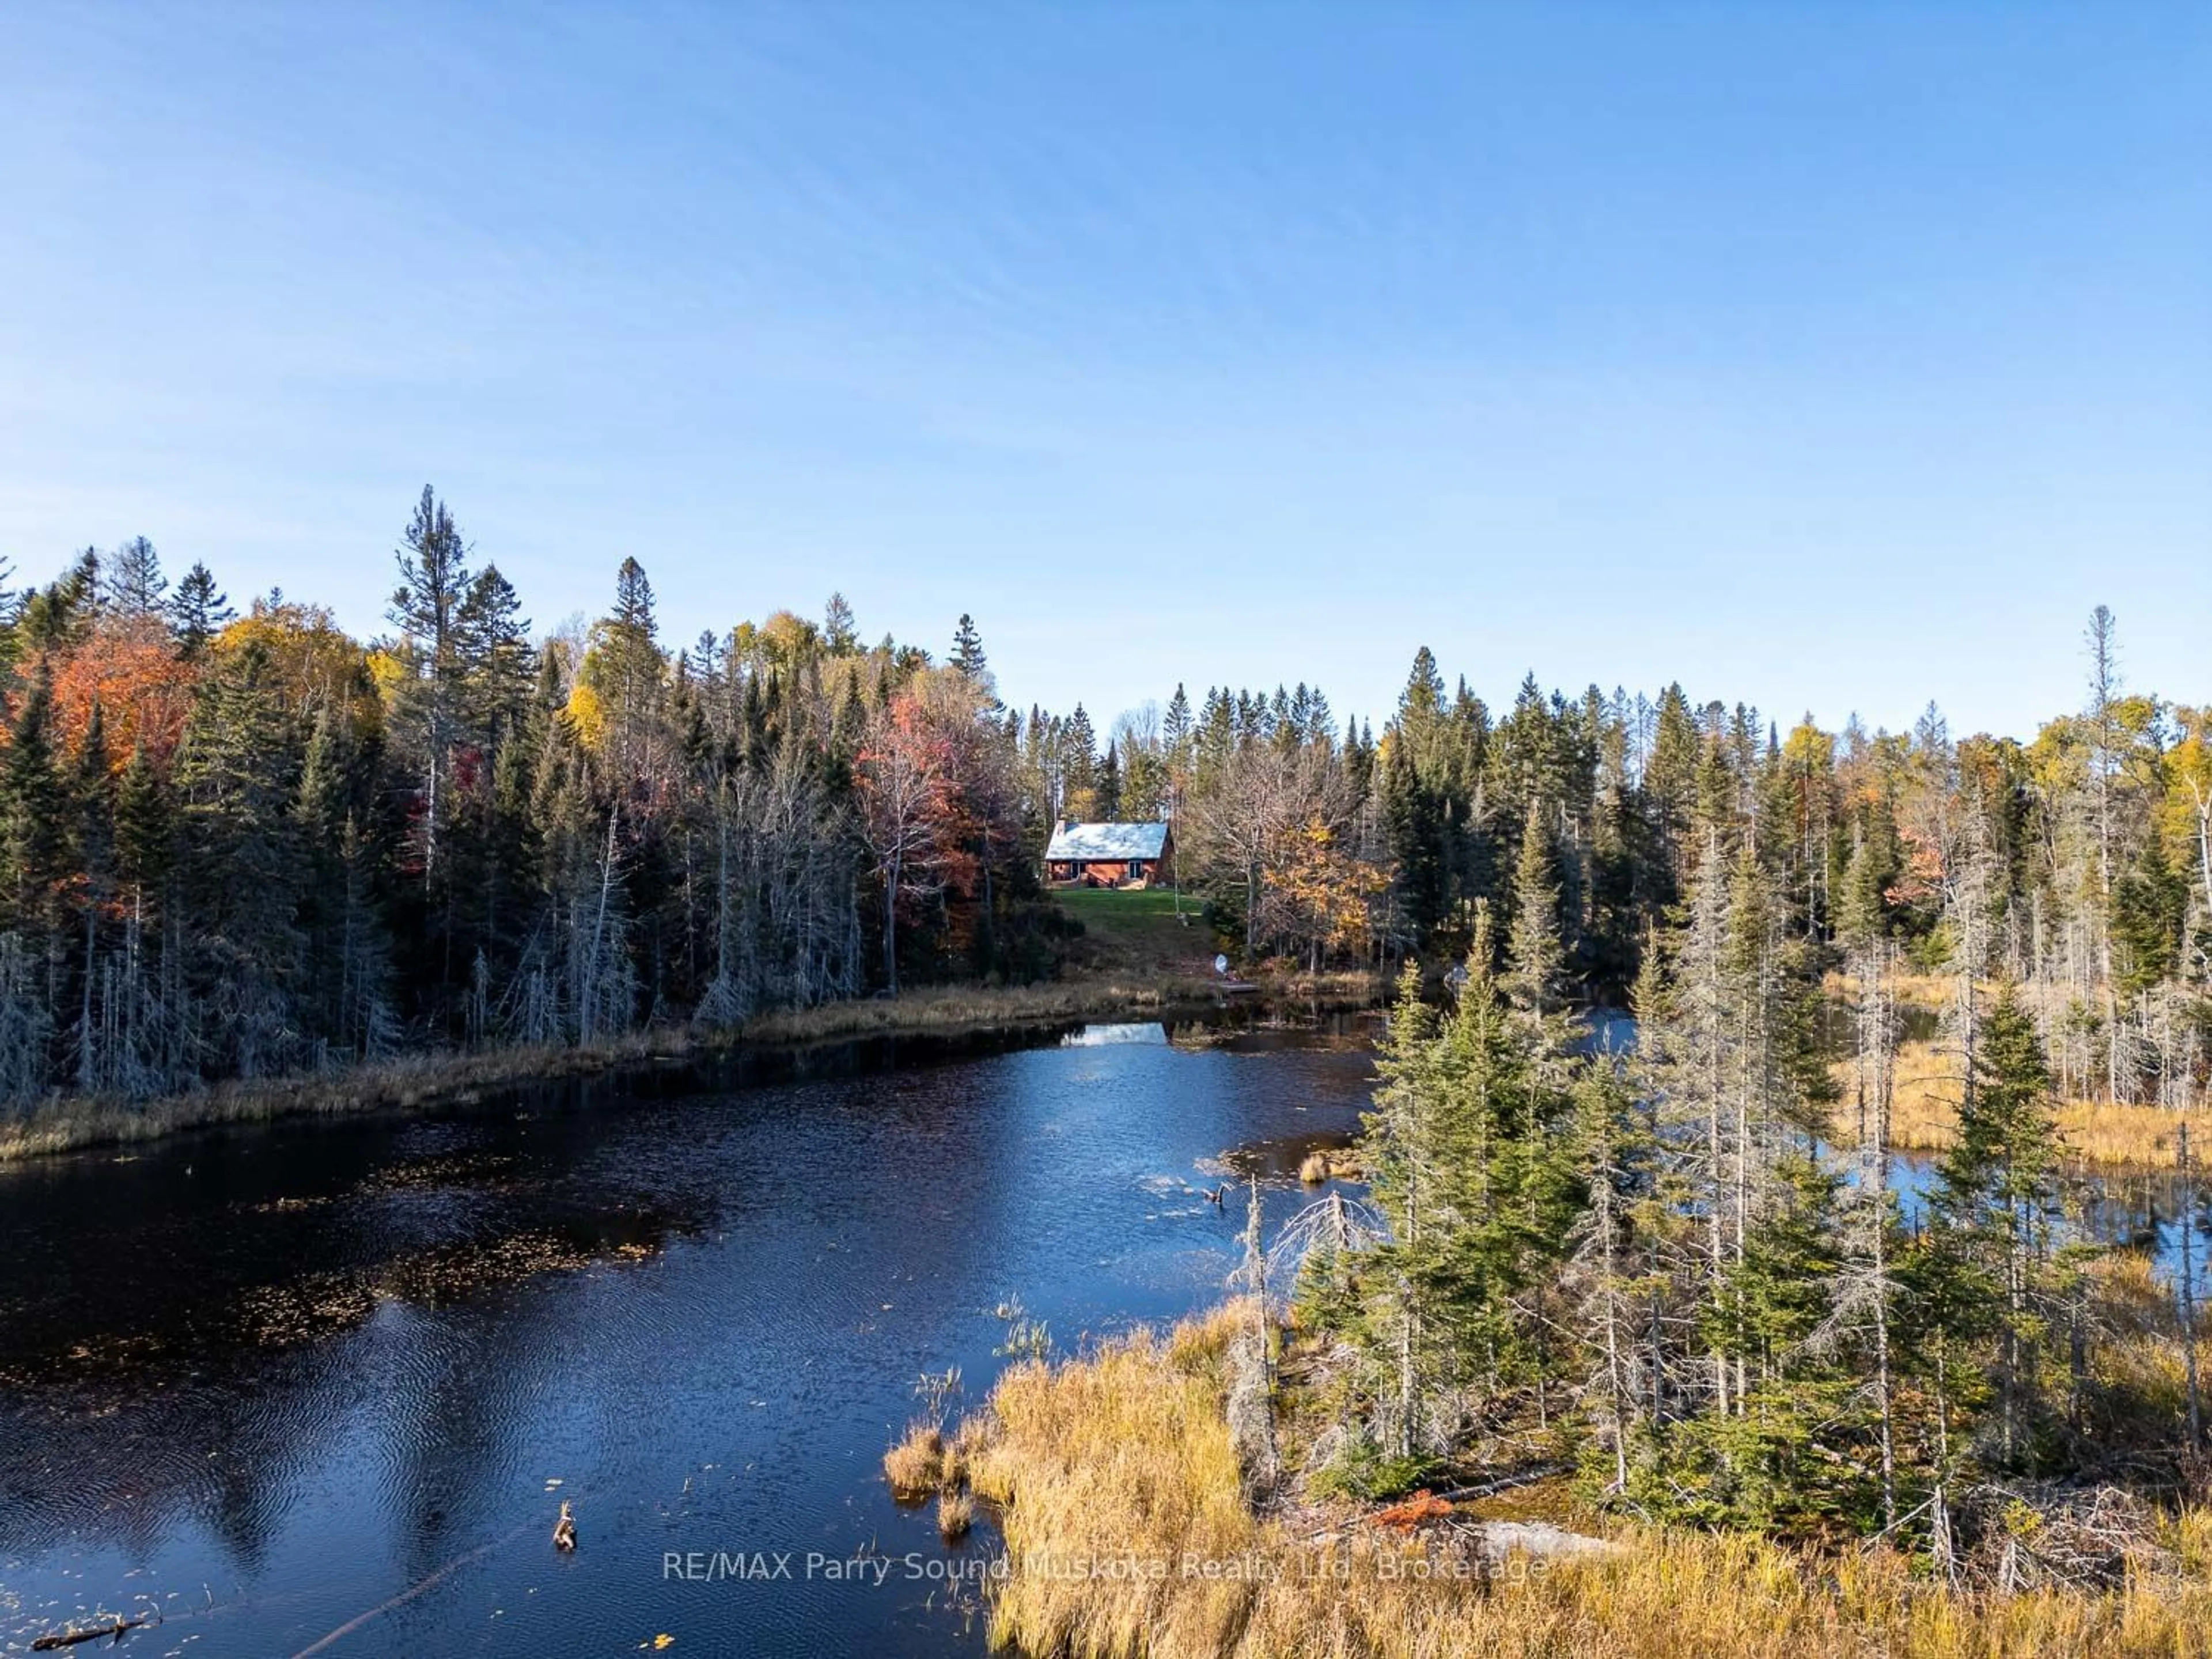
[1835,1035,2200,1173]
[946,1305,2212,1659]
[0,969,1387,1168]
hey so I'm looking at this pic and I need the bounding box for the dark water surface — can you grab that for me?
[0,1017,1377,1657]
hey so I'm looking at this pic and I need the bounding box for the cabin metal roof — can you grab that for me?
[1045,821,1170,861]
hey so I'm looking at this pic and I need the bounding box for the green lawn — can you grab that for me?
[1051,885,1215,975]
[1052,884,1195,930]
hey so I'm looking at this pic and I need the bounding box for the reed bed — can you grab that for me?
[939,1488,976,1540]
[737,977,1217,1046]
[0,1032,695,1165]
[953,1306,2212,1659]
[1,962,1380,1166]
[1839,1039,2203,1170]
[884,1422,947,1500]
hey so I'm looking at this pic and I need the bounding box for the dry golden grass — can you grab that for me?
[957,1304,2212,1659]
[938,1487,975,1540]
[1,962,1381,1167]
[1874,1039,1968,1154]
[0,1032,699,1166]
[1836,1039,2200,1171]
[940,1427,974,1491]
[964,1303,1259,1658]
[737,977,1218,1046]
[1298,1148,1367,1185]
[883,1423,946,1501]
[740,969,1381,1049]
[1824,969,1962,1009]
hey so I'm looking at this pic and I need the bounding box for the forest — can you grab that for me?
[901,605,2212,1657]
[0,486,2205,1130]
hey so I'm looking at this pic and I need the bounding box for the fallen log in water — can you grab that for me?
[32,1614,151,1650]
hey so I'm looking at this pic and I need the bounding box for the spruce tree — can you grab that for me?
[104,536,168,618]
[168,561,234,658]
[950,613,987,679]
[823,592,859,655]
[1504,797,1567,1017]
[388,485,473,885]
[1930,982,2060,1467]
[1,667,69,941]
[175,639,306,1078]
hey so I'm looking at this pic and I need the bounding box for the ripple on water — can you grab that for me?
[0,1023,1378,1656]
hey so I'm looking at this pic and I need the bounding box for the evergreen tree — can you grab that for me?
[387,486,472,884]
[174,639,307,1078]
[104,536,168,618]
[1504,797,1568,1016]
[1,666,70,940]
[69,702,115,1089]
[168,561,234,658]
[1929,982,2061,1468]
[951,613,987,679]
[823,592,859,655]
[2113,831,2188,995]
[456,564,536,743]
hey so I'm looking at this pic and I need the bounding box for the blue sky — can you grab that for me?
[2,2,2206,741]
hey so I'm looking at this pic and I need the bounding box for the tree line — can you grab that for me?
[0,491,1078,1107]
[1290,833,2200,1576]
[1143,613,2207,1111]
[0,487,2204,1118]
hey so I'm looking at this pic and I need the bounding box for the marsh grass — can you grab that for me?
[737,978,1219,1046]
[956,1305,2212,1659]
[1839,1038,2201,1170]
[0,1033,695,1165]
[1,960,1381,1167]
[884,1424,946,1501]
[938,1487,975,1540]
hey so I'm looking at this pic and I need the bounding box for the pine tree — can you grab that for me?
[175,639,306,1078]
[104,536,168,618]
[1929,982,2060,1468]
[1,666,70,940]
[168,561,234,658]
[1504,797,1567,1017]
[951,613,987,679]
[1567,1057,1650,1494]
[1060,705,1099,820]
[388,486,473,885]
[2113,831,2187,995]
[582,556,666,785]
[823,592,859,655]
[115,741,172,902]
[456,564,536,743]
[1358,961,1448,1468]
[69,703,115,1090]
[1163,683,1193,753]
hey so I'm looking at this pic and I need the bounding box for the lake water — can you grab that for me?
[6,1013,2202,1657]
[0,1017,1377,1657]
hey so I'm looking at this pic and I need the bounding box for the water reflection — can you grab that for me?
[1059,1022,1169,1046]
[1892,1150,2212,1282]
[0,1020,1374,1656]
